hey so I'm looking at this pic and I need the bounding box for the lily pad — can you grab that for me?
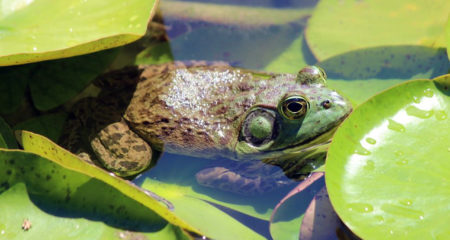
[13,113,68,142]
[320,46,449,105]
[305,0,450,61]
[0,49,117,113]
[0,182,190,239]
[269,172,325,240]
[0,0,157,66]
[17,131,203,235]
[0,116,17,148]
[299,186,345,240]
[0,148,197,239]
[326,75,450,239]
[446,17,450,60]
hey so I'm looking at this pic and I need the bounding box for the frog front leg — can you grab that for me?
[90,119,153,177]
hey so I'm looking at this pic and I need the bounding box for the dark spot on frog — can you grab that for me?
[6,170,11,175]
[62,175,67,179]
[119,161,138,169]
[121,147,129,153]
[111,133,123,142]
[161,118,169,123]
[46,175,51,181]
[35,173,41,178]
[143,121,150,125]
[9,159,15,165]
[132,145,147,152]
[182,133,195,142]
[237,82,253,91]
[215,106,229,115]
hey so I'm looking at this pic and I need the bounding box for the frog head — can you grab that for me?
[235,66,352,159]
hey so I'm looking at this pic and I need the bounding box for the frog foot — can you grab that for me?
[195,164,292,195]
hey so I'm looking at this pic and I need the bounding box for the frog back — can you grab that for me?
[124,64,269,158]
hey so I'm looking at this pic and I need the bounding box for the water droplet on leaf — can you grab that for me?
[387,119,405,132]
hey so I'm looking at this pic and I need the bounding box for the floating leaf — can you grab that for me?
[18,131,203,235]
[0,0,157,66]
[29,49,118,111]
[14,113,68,142]
[0,49,117,112]
[135,42,174,65]
[446,16,450,60]
[270,172,325,240]
[299,186,344,240]
[0,64,30,114]
[264,34,315,74]
[321,46,449,105]
[305,0,450,61]
[0,149,196,239]
[326,75,450,239]
[0,117,17,148]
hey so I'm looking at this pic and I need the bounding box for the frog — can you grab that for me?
[61,61,352,195]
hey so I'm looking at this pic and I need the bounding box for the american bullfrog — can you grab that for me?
[61,61,352,195]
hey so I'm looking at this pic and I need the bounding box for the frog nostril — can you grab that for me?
[321,100,332,109]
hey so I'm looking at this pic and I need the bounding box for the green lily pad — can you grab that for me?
[17,131,203,235]
[269,172,325,240]
[264,34,315,74]
[14,113,68,142]
[0,49,117,113]
[0,117,17,148]
[0,0,157,66]
[446,17,450,60]
[320,46,449,105]
[326,75,450,239]
[0,181,189,239]
[305,0,450,61]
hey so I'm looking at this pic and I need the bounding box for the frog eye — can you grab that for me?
[297,66,327,85]
[279,96,309,120]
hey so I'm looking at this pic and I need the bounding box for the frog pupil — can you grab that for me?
[287,102,303,113]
